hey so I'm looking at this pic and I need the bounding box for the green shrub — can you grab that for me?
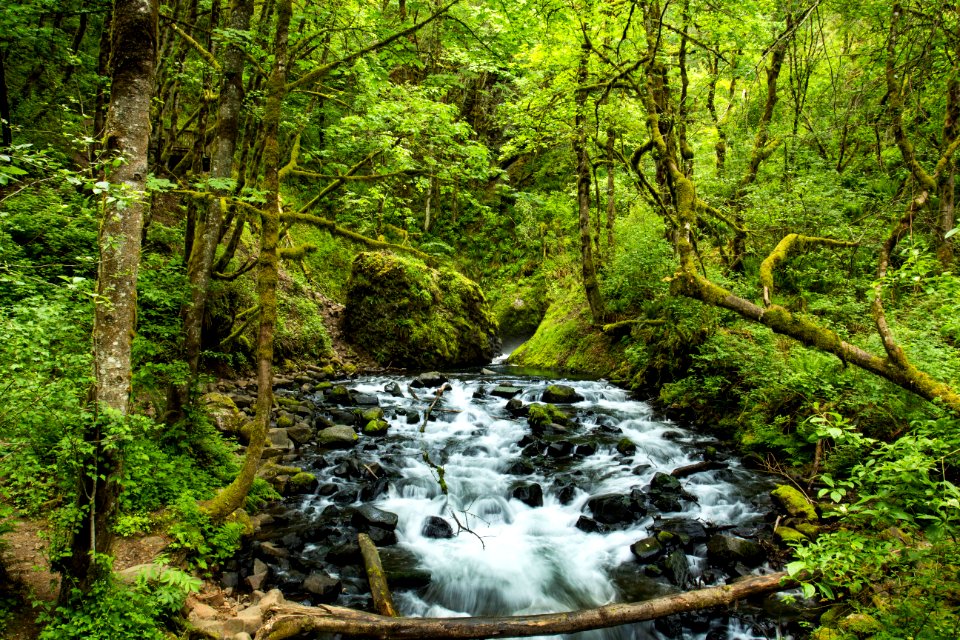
[167,497,244,574]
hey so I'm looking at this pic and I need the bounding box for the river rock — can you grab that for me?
[706,535,765,568]
[352,505,399,531]
[575,516,602,533]
[491,385,523,399]
[367,526,398,546]
[286,423,314,446]
[653,518,709,547]
[412,372,449,388]
[586,493,641,525]
[648,472,696,512]
[384,381,405,397]
[325,385,354,405]
[379,547,432,589]
[421,515,455,539]
[630,536,664,562]
[616,438,637,456]
[662,548,691,587]
[512,482,544,507]
[202,392,245,434]
[506,398,527,416]
[317,425,358,448]
[363,419,389,437]
[354,393,380,406]
[541,385,584,403]
[303,571,341,602]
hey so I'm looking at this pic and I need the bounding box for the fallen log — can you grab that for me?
[358,533,398,617]
[256,571,793,640]
[671,460,727,479]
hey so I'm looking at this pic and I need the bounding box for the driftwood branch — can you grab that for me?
[255,572,793,640]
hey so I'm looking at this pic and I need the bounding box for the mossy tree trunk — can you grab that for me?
[574,26,604,325]
[59,0,158,600]
[182,0,254,381]
[202,0,290,522]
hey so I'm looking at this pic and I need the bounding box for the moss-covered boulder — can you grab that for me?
[317,425,359,448]
[363,419,390,437]
[344,252,500,368]
[771,484,818,520]
[774,526,808,545]
[202,392,245,434]
[527,403,571,431]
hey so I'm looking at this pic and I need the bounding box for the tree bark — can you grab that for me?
[202,0,290,522]
[574,30,604,325]
[183,0,254,379]
[0,50,12,148]
[257,572,792,640]
[358,533,398,617]
[59,0,158,599]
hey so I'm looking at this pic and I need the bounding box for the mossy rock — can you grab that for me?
[201,392,245,434]
[542,384,584,403]
[226,508,255,536]
[838,613,882,637]
[809,629,852,640]
[364,419,390,437]
[317,425,359,448]
[344,251,500,368]
[362,407,385,422]
[286,472,319,495]
[774,526,808,545]
[617,438,637,455]
[771,484,818,520]
[795,522,820,539]
[276,413,295,429]
[527,403,571,430]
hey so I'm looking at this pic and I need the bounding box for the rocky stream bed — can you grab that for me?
[206,367,816,640]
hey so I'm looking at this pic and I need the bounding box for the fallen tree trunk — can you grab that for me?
[358,533,398,617]
[256,572,792,640]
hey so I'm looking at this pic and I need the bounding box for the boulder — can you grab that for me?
[527,403,571,431]
[648,472,696,512]
[616,438,637,456]
[285,472,318,495]
[575,516,602,533]
[705,535,765,568]
[421,515,455,539]
[202,392,245,434]
[317,425,358,448]
[344,252,500,368]
[771,485,818,521]
[512,483,544,507]
[506,398,527,416]
[363,419,390,437]
[586,493,641,525]
[630,536,664,562]
[325,385,354,405]
[491,385,523,399]
[267,428,291,449]
[653,518,709,547]
[411,372,449,388]
[662,549,690,587]
[541,384,584,403]
[362,407,385,422]
[384,381,405,397]
[379,547,433,589]
[352,505,399,531]
[286,423,314,447]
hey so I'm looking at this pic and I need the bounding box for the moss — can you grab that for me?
[509,282,620,376]
[771,485,818,521]
[809,629,851,640]
[364,419,389,436]
[838,613,882,637]
[490,277,549,339]
[362,407,385,422]
[527,403,570,430]
[795,522,820,538]
[225,508,254,536]
[774,526,808,545]
[344,251,499,368]
[287,471,318,494]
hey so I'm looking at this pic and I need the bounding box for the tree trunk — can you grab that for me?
[258,572,792,640]
[59,0,158,600]
[606,128,616,255]
[183,0,254,378]
[0,50,12,148]
[202,0,290,522]
[574,33,604,325]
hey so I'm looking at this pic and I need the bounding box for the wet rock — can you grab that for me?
[671,460,727,479]
[481,368,496,375]
[303,571,341,602]
[405,409,420,424]
[512,483,544,507]
[648,472,697,512]
[352,505,399,531]
[527,403,571,431]
[286,424,314,447]
[630,536,664,562]
[326,540,361,565]
[575,443,597,456]
[363,419,389,437]
[421,515,455,539]
[587,493,640,525]
[317,425,358,448]
[492,385,523,399]
[575,516,603,533]
[506,459,535,475]
[367,526,398,546]
[384,381,405,397]
[616,438,637,456]
[610,564,678,602]
[325,409,356,426]
[379,547,432,589]
[354,393,380,406]
[541,385,584,404]
[362,407,385,422]
[268,428,291,449]
[653,518,709,547]
[706,535,765,568]
[285,472,318,495]
[360,476,391,502]
[506,398,527,416]
[662,548,690,587]
[557,484,578,505]
[546,441,574,458]
[472,386,487,399]
[412,372,449,388]
[325,385,353,405]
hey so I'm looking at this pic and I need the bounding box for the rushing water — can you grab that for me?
[263,370,789,640]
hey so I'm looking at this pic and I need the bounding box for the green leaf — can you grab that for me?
[801,582,816,599]
[786,561,807,577]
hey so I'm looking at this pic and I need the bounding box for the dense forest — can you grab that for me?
[1,0,960,637]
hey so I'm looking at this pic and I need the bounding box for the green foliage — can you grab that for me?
[167,497,244,574]
[244,477,282,513]
[600,211,674,314]
[38,567,200,640]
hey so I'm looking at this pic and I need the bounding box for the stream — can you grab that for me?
[236,367,797,640]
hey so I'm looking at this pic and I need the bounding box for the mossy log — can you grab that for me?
[256,572,792,640]
[358,533,398,617]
